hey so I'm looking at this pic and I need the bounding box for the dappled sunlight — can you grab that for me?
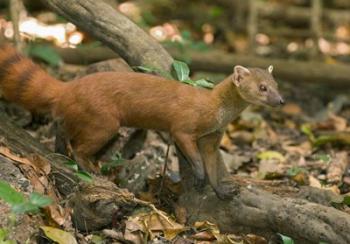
[1,15,84,47]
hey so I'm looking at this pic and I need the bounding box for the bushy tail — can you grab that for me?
[0,44,66,113]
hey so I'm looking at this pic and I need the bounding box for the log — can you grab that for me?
[53,46,350,87]
[54,46,350,87]
[55,46,118,65]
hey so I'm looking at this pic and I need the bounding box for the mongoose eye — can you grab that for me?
[259,84,267,92]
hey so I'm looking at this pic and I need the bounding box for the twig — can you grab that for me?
[9,0,25,51]
[157,141,171,197]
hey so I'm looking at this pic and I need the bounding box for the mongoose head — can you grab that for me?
[232,65,284,107]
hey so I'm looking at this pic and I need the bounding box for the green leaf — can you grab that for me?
[101,152,125,175]
[29,192,52,208]
[257,151,285,162]
[26,44,62,67]
[64,160,79,171]
[314,154,331,163]
[172,60,190,81]
[278,233,295,244]
[101,153,125,175]
[194,79,214,89]
[91,235,104,244]
[343,195,350,206]
[181,30,192,41]
[41,226,77,244]
[75,171,93,183]
[134,65,173,80]
[300,124,315,142]
[0,180,25,205]
[181,79,195,85]
[210,6,223,18]
[0,228,16,244]
[287,167,305,177]
[12,202,39,214]
[0,228,7,241]
[134,65,155,73]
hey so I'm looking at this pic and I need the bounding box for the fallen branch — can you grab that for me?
[170,49,350,87]
[54,46,350,87]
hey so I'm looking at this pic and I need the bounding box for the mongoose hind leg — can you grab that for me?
[70,119,120,173]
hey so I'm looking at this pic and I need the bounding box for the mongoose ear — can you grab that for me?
[233,65,250,87]
[268,65,273,74]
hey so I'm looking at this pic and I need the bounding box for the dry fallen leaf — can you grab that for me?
[282,141,312,156]
[124,210,187,242]
[258,159,285,179]
[0,146,37,169]
[193,221,244,244]
[29,154,51,175]
[291,172,309,185]
[309,175,322,188]
[328,113,347,131]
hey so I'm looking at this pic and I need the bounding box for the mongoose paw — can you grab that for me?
[214,180,240,200]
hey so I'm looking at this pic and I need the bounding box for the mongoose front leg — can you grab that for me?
[172,132,205,181]
[198,130,239,200]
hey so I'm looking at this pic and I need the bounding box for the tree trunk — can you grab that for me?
[42,0,173,72]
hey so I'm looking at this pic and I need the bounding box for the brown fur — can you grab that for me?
[0,45,283,199]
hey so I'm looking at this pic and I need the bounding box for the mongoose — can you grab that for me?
[0,44,284,199]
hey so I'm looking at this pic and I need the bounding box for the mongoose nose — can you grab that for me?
[280,99,285,105]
